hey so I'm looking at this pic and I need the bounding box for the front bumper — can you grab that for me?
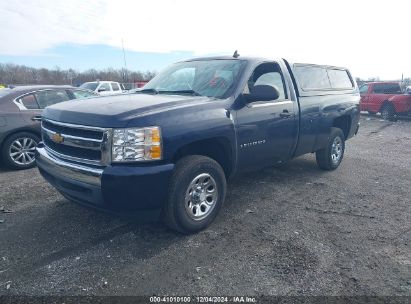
[36,145,174,212]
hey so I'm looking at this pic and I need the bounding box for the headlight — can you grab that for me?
[112,126,162,162]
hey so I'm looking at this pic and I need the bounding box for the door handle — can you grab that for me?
[279,110,292,118]
[32,116,42,121]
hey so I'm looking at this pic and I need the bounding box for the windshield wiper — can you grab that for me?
[135,88,159,94]
[158,90,202,96]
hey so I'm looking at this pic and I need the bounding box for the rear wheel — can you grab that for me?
[163,155,226,234]
[1,132,40,170]
[381,103,396,121]
[316,128,345,171]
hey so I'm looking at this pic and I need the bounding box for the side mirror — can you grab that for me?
[98,87,106,92]
[246,85,280,102]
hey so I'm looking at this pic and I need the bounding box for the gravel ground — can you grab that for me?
[0,115,410,296]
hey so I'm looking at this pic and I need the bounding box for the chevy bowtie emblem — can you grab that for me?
[51,133,64,144]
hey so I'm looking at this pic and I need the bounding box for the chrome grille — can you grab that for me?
[41,119,112,166]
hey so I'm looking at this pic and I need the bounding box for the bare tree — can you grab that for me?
[0,63,155,86]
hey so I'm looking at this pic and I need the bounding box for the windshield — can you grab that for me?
[80,82,99,91]
[142,59,246,99]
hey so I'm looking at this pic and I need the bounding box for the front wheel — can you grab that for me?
[316,128,345,171]
[163,155,227,234]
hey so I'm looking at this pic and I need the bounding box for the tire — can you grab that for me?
[381,103,396,121]
[163,155,227,234]
[368,111,377,115]
[1,132,40,170]
[316,128,345,171]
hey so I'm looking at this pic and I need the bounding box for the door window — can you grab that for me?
[359,84,369,94]
[19,94,39,109]
[372,83,401,94]
[98,83,111,92]
[382,83,401,94]
[247,63,287,100]
[111,83,120,91]
[372,84,384,94]
[35,90,70,108]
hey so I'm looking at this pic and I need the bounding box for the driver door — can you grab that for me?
[235,62,298,172]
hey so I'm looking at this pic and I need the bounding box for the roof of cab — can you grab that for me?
[182,55,270,63]
[180,56,351,71]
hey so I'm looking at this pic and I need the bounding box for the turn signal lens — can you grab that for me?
[149,145,162,159]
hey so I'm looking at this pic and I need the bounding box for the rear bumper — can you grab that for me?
[36,145,174,212]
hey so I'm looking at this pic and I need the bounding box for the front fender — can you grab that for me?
[163,107,237,163]
[123,99,237,169]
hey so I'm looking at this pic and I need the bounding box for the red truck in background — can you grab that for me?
[359,82,411,121]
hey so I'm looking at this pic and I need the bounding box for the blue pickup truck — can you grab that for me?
[36,56,360,233]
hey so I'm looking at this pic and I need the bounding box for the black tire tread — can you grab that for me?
[316,127,345,171]
[381,103,396,121]
[163,155,226,234]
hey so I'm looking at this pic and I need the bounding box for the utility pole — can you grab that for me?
[121,39,128,83]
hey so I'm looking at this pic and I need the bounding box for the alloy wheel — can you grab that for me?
[9,137,37,166]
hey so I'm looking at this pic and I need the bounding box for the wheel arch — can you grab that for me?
[380,100,395,113]
[172,137,234,179]
[332,115,351,140]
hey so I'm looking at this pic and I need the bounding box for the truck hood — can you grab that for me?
[43,93,215,127]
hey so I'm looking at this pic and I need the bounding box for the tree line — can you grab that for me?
[0,63,156,86]
[2,63,409,89]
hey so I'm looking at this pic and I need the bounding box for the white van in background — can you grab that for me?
[80,81,124,96]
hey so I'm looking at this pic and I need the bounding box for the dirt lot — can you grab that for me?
[0,115,410,296]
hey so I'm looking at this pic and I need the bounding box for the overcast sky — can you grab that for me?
[0,0,410,79]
